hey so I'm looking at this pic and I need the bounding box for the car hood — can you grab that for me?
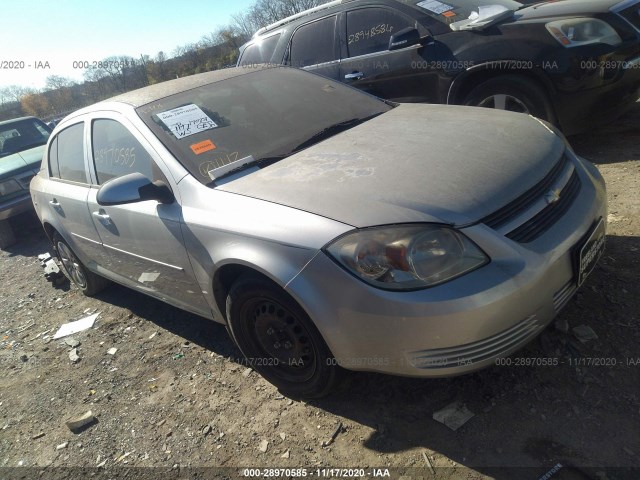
[515,0,622,20]
[217,104,565,228]
[0,145,45,180]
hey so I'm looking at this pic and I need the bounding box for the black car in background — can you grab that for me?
[237,0,640,134]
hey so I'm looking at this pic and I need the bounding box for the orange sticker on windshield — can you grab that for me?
[442,10,456,17]
[190,140,216,155]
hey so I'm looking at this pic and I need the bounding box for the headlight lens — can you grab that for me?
[325,225,489,290]
[545,19,621,48]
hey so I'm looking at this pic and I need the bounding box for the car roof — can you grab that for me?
[105,64,273,108]
[252,0,348,37]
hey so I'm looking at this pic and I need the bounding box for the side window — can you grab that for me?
[92,119,164,185]
[289,16,337,68]
[48,136,60,178]
[346,8,413,58]
[57,123,87,183]
[238,33,281,65]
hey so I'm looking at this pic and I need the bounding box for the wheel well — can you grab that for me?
[449,69,553,106]
[42,222,57,244]
[213,264,277,321]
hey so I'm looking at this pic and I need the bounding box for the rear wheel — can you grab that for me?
[53,232,110,296]
[226,275,340,398]
[464,75,555,123]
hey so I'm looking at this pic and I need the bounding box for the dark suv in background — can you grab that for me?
[0,117,51,248]
[237,0,640,134]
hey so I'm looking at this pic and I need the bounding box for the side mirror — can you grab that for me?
[388,27,421,51]
[97,172,174,206]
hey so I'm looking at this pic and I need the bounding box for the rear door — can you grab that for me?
[85,113,210,315]
[44,121,108,267]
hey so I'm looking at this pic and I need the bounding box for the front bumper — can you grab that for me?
[0,192,34,220]
[553,52,640,135]
[286,155,607,377]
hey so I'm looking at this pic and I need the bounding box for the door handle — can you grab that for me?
[92,210,111,223]
[345,71,364,81]
[49,199,60,207]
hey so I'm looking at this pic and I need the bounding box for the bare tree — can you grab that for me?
[2,85,35,103]
[44,75,76,91]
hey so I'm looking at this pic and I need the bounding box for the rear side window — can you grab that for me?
[55,123,87,183]
[92,119,161,185]
[238,33,281,65]
[289,16,337,67]
[346,8,414,57]
[48,137,60,178]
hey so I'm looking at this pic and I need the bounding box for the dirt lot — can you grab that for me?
[1,104,639,480]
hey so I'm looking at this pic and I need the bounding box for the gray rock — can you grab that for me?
[573,325,598,343]
[64,338,80,348]
[68,349,80,363]
[259,439,269,453]
[432,402,475,431]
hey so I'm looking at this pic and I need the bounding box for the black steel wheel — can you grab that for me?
[226,275,340,398]
[53,232,110,296]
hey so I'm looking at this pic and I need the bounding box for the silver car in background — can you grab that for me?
[30,65,607,397]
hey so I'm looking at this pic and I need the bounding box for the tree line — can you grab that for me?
[0,0,327,122]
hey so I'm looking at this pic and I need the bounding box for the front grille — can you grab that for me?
[618,3,640,31]
[409,315,542,369]
[506,171,581,243]
[481,154,569,230]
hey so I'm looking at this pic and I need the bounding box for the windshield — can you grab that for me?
[0,118,51,158]
[397,0,522,25]
[137,67,393,185]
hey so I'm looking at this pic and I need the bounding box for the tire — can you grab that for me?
[464,75,555,124]
[226,275,340,398]
[0,219,16,249]
[52,232,110,296]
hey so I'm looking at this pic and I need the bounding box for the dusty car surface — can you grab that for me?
[0,116,51,248]
[30,65,607,397]
[238,0,640,134]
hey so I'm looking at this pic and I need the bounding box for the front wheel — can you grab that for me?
[53,232,110,296]
[0,219,16,249]
[226,275,340,398]
[464,75,555,124]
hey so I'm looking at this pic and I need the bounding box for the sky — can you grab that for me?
[0,0,256,90]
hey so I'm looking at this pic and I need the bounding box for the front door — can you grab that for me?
[338,6,441,103]
[85,115,210,316]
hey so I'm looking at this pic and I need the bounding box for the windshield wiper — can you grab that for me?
[208,155,259,183]
[292,113,383,152]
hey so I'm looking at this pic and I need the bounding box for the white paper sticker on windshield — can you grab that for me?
[157,104,218,139]
[416,0,454,15]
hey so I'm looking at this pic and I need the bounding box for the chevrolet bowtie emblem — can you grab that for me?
[545,189,561,205]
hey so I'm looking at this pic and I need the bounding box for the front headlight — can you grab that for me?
[324,225,489,291]
[546,19,621,48]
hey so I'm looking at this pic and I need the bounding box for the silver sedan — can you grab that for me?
[30,65,607,397]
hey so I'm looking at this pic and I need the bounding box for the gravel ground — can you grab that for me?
[1,104,639,480]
